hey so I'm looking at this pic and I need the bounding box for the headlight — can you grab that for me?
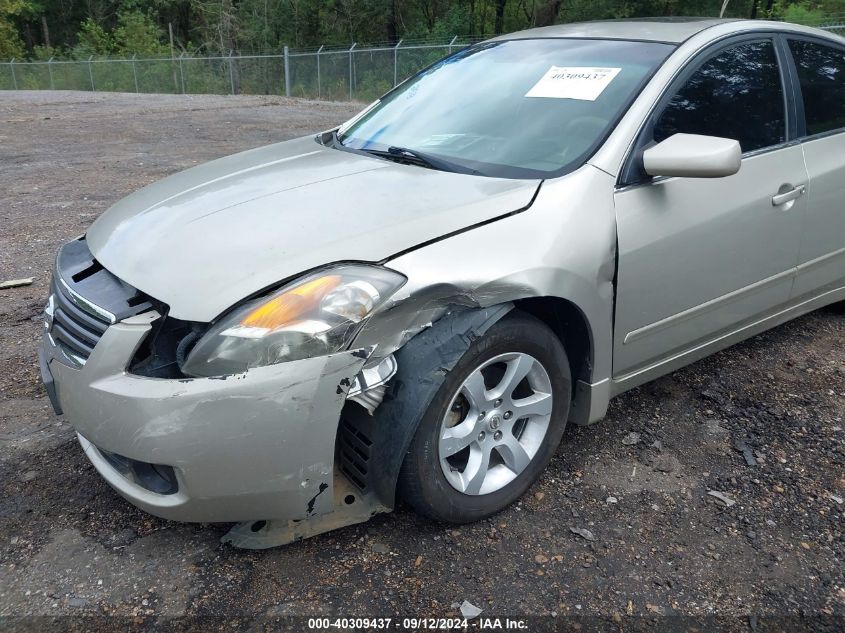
[181,265,406,377]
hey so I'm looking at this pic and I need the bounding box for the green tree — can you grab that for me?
[114,10,167,54]
[3,0,845,61]
[779,2,828,23]
[74,17,115,56]
[0,0,28,58]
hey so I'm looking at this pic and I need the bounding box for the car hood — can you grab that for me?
[87,136,540,322]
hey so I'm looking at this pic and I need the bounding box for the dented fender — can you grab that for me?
[353,165,618,427]
[354,304,513,508]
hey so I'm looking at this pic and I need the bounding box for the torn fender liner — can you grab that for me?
[364,303,513,508]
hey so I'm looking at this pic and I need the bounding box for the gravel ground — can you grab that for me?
[0,91,843,632]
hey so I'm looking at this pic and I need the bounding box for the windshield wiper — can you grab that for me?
[323,132,483,176]
[366,145,481,176]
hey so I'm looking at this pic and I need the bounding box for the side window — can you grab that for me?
[654,40,785,153]
[788,39,845,136]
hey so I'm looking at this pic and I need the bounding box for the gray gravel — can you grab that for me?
[0,91,843,630]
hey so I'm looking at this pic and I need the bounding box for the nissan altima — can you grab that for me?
[39,17,845,548]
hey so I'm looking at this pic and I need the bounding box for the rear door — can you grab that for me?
[612,36,807,382]
[784,36,845,299]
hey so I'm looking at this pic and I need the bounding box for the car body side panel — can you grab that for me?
[613,146,807,379]
[359,165,617,423]
[586,21,839,388]
[794,133,845,298]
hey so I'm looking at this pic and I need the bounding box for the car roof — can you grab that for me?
[488,17,845,51]
[490,17,735,44]
[489,17,761,44]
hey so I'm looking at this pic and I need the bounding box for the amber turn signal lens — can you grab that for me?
[240,275,342,330]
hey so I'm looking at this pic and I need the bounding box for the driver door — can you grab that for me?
[612,36,807,385]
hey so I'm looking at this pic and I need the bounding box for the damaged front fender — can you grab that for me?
[355,165,616,389]
[342,304,513,509]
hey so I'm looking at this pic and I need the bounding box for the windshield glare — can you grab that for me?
[338,38,674,179]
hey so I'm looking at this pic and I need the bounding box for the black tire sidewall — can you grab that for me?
[400,312,571,523]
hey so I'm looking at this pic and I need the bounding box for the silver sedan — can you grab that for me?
[39,17,845,547]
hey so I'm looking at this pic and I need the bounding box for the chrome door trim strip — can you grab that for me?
[622,267,796,345]
[796,245,845,273]
[613,282,845,394]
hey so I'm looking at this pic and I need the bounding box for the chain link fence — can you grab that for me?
[0,37,481,102]
[1,25,842,101]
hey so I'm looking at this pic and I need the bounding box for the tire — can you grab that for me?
[398,311,571,523]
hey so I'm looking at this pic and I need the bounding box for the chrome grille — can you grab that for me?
[46,236,157,366]
[49,277,112,363]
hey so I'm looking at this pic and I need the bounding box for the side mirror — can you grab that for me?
[642,133,741,179]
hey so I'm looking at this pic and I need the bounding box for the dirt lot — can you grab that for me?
[0,91,843,631]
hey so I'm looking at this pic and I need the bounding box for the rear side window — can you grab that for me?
[654,40,785,153]
[788,39,845,136]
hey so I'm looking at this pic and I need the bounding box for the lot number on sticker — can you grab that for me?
[525,66,621,101]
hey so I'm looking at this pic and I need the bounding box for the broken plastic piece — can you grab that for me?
[221,474,388,549]
[707,490,736,507]
[460,601,483,619]
[570,526,597,541]
[348,354,398,414]
[0,277,34,289]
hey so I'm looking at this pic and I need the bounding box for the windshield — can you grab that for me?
[337,38,674,179]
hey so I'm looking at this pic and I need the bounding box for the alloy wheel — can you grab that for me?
[438,352,553,495]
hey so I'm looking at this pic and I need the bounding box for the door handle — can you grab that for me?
[771,184,806,206]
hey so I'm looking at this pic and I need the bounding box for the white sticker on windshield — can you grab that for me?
[525,66,621,101]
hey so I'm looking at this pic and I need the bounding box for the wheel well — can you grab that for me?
[513,297,593,387]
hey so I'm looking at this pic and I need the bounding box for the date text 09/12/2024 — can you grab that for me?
[306,617,529,630]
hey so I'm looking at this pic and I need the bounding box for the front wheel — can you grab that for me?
[398,311,571,523]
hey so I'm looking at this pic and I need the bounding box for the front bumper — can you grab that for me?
[40,309,370,523]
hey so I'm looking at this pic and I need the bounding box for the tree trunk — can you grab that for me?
[533,0,563,27]
[749,0,758,19]
[41,16,51,49]
[386,0,398,43]
[494,0,507,35]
